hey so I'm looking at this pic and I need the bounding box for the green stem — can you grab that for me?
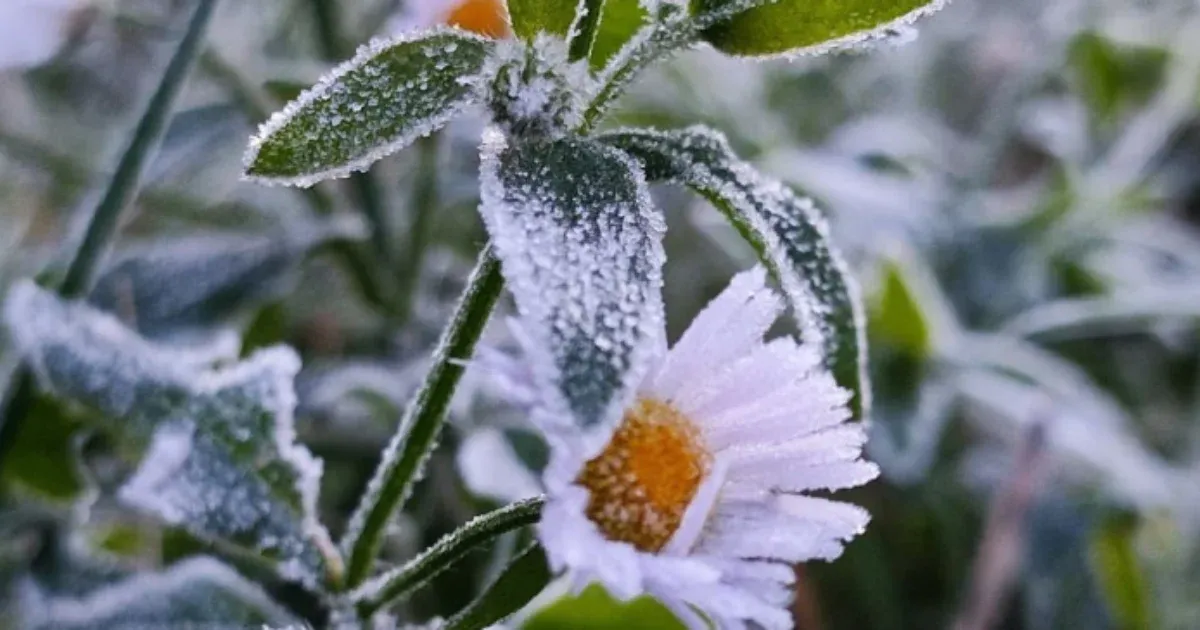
[341,246,505,587]
[0,0,221,471]
[567,0,607,63]
[394,134,441,327]
[445,544,551,630]
[353,497,545,617]
[60,0,221,298]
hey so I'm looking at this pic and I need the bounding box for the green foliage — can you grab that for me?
[522,584,685,629]
[589,0,648,69]
[244,30,492,185]
[870,259,932,360]
[1069,32,1169,126]
[695,0,943,57]
[0,395,85,501]
[602,127,869,419]
[448,545,552,630]
[1090,513,1154,630]
[508,0,577,42]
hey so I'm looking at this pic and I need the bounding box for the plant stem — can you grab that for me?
[341,246,505,588]
[353,496,544,617]
[567,0,607,63]
[394,134,441,327]
[60,0,221,298]
[0,0,221,471]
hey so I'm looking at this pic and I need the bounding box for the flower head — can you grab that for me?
[388,0,511,39]
[530,267,879,629]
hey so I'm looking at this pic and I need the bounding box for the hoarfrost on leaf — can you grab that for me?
[244,28,494,186]
[2,281,339,586]
[601,126,870,420]
[21,556,297,629]
[478,126,665,437]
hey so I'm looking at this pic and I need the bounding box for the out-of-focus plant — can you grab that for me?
[0,0,954,627]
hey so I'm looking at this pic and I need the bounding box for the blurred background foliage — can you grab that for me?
[1,0,1199,628]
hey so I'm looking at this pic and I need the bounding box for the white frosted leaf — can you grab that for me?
[2,282,337,586]
[22,557,296,630]
[478,127,665,431]
[89,217,364,339]
[244,28,493,187]
[601,126,869,420]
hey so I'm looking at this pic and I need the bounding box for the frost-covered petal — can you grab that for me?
[647,267,781,403]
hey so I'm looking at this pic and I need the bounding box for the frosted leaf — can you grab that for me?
[478,127,665,432]
[601,126,869,420]
[696,0,947,59]
[244,28,494,187]
[21,557,297,629]
[89,217,364,339]
[2,282,338,587]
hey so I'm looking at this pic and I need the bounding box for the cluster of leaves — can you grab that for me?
[0,0,952,628]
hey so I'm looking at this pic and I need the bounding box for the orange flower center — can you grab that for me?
[576,399,712,552]
[445,0,511,38]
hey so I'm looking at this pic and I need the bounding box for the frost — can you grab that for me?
[244,28,494,187]
[21,556,297,629]
[2,282,339,586]
[478,126,665,435]
[601,126,870,419]
[487,35,593,135]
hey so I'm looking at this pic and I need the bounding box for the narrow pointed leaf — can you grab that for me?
[244,29,492,186]
[694,0,945,58]
[446,544,552,630]
[479,128,665,430]
[589,0,648,69]
[508,0,577,40]
[3,282,339,587]
[602,127,869,420]
[22,557,297,630]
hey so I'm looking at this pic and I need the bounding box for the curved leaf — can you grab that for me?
[2,282,339,587]
[508,0,577,41]
[244,28,493,187]
[478,127,665,431]
[601,126,869,420]
[694,0,946,58]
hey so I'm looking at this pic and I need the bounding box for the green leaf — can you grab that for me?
[3,282,340,587]
[1089,513,1154,630]
[1068,32,1169,125]
[522,583,685,630]
[694,0,945,58]
[478,128,666,430]
[447,545,552,630]
[589,0,648,69]
[244,29,493,186]
[508,0,577,41]
[0,394,85,501]
[23,557,297,629]
[869,259,933,360]
[601,126,869,420]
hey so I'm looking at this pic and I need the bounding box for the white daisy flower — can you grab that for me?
[387,0,511,39]
[529,266,879,629]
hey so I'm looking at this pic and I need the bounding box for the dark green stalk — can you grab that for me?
[353,497,544,617]
[341,247,505,587]
[0,0,221,470]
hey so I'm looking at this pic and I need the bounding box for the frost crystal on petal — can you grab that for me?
[601,126,870,419]
[478,126,665,436]
[244,28,493,187]
[2,281,338,586]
